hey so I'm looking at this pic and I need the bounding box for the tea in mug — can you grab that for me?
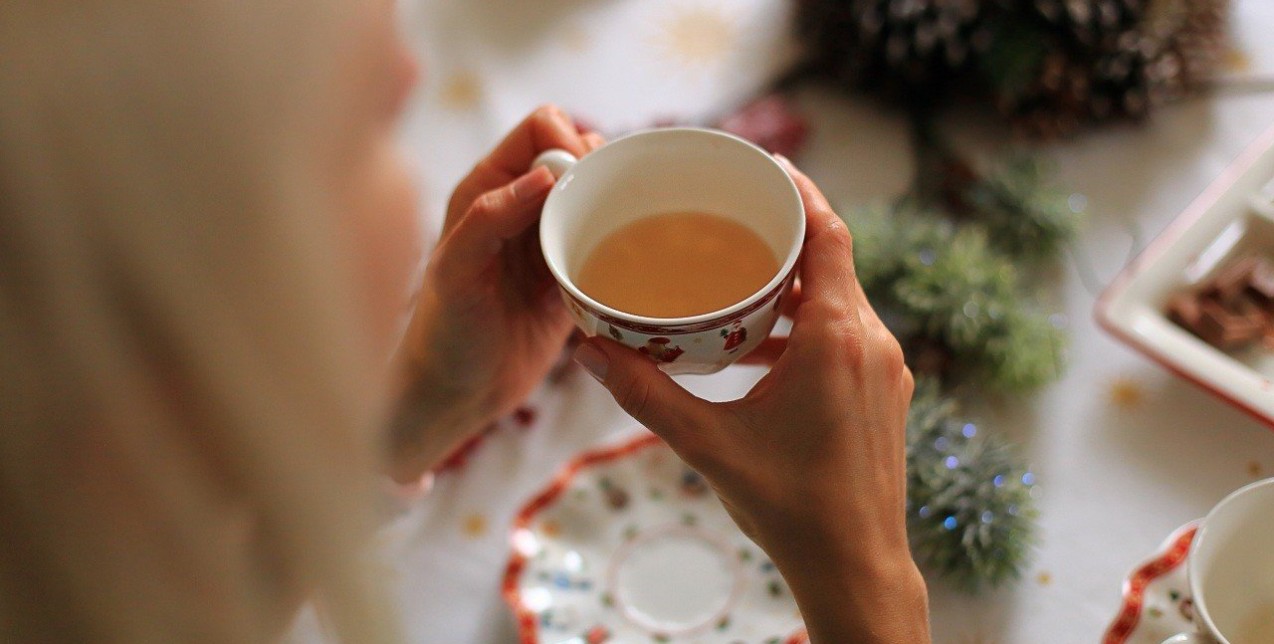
[576,211,779,318]
[1235,606,1274,644]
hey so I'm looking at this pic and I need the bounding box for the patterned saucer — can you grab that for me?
[1103,522,1201,644]
[503,433,807,644]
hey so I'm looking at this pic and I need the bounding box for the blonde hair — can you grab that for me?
[0,1,400,641]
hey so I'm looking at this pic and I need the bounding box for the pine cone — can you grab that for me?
[796,0,993,100]
[998,0,1230,137]
[1142,0,1230,99]
[1026,0,1145,49]
[794,0,1230,137]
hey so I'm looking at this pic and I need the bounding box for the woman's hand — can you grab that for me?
[389,106,604,482]
[572,160,930,643]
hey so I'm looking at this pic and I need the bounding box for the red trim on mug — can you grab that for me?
[569,274,793,336]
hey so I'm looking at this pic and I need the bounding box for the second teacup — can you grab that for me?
[1162,477,1274,644]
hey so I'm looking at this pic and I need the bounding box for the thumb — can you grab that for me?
[573,338,715,450]
[434,167,556,293]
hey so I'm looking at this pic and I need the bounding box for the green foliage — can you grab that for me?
[961,154,1079,261]
[841,143,1069,591]
[836,115,1075,592]
[911,120,1081,263]
[976,13,1050,100]
[906,380,1038,592]
[848,206,1065,392]
[981,309,1066,394]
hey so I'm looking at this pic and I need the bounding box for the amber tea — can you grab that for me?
[576,211,779,318]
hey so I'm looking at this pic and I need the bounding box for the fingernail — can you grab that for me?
[773,153,792,167]
[573,343,609,384]
[512,166,555,203]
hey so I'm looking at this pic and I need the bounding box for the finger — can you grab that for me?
[780,280,803,319]
[573,339,717,456]
[775,156,860,310]
[583,132,606,153]
[573,116,598,135]
[434,167,556,289]
[738,336,788,366]
[445,106,588,234]
[481,105,590,178]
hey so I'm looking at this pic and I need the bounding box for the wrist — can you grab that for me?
[771,538,929,643]
[384,360,489,484]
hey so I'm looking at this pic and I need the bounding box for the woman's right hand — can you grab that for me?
[571,160,930,643]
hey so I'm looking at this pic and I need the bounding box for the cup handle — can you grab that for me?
[1161,633,1220,644]
[532,149,578,180]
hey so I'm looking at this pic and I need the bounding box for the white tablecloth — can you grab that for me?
[321,2,1274,642]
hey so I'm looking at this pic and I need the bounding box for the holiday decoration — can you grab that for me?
[841,121,1076,586]
[852,205,1067,391]
[638,337,685,364]
[794,0,1232,136]
[716,95,811,158]
[793,0,992,102]
[721,322,750,353]
[992,0,1230,137]
[912,123,1079,259]
[906,379,1038,591]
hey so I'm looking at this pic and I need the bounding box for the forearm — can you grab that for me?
[384,287,491,482]
[384,365,487,483]
[776,545,930,644]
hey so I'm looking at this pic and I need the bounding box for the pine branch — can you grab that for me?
[911,121,1080,263]
[906,380,1038,592]
[848,205,1066,392]
[963,153,1080,261]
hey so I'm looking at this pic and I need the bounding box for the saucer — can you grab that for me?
[503,433,808,644]
[1103,522,1201,644]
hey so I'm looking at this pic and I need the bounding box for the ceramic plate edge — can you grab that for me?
[500,431,809,644]
[1101,521,1201,644]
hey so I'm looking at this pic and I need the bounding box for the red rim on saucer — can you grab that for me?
[502,433,808,644]
[1103,522,1200,644]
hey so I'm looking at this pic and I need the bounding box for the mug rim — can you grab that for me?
[1187,476,1274,643]
[539,126,806,328]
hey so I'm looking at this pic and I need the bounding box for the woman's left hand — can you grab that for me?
[389,106,604,481]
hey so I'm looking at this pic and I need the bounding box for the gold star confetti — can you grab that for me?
[1249,461,1264,479]
[1221,47,1252,74]
[1036,570,1053,586]
[1108,377,1145,410]
[437,71,483,111]
[541,520,561,538]
[653,5,737,68]
[462,514,487,538]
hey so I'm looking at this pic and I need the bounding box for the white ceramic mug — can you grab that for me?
[1162,478,1274,644]
[536,128,805,375]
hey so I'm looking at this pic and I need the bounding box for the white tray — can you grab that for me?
[1097,126,1274,429]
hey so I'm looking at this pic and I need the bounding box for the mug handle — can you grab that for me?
[1161,634,1220,644]
[532,149,578,179]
